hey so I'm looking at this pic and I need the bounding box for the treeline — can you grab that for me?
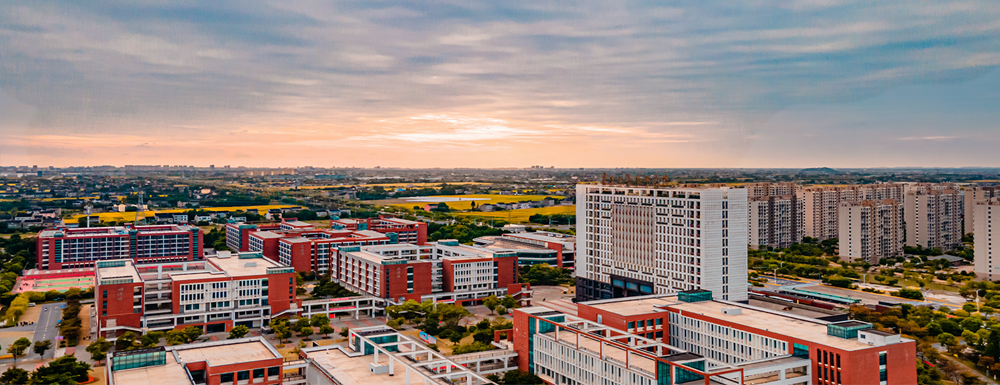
[528,213,574,225]
[427,223,505,244]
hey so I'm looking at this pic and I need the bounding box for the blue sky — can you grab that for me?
[1,1,998,167]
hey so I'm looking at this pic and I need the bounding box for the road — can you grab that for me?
[28,302,64,360]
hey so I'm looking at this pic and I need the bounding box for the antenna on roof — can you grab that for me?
[134,188,146,226]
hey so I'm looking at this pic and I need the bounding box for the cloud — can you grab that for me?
[1,1,999,167]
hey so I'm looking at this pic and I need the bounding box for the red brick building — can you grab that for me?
[95,252,300,340]
[331,215,427,245]
[37,224,203,270]
[107,337,287,385]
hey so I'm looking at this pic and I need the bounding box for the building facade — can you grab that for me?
[799,185,905,242]
[974,199,1000,279]
[107,337,286,385]
[331,215,428,245]
[749,195,804,250]
[95,251,300,340]
[473,231,576,268]
[37,224,203,270]
[334,241,527,306]
[904,189,962,251]
[575,184,748,302]
[965,186,1000,236]
[838,200,904,264]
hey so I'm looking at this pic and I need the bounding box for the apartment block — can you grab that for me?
[575,183,748,302]
[334,241,528,305]
[225,222,281,252]
[331,215,428,245]
[746,182,800,198]
[974,199,1000,280]
[904,189,961,251]
[95,251,300,340]
[37,224,203,270]
[749,195,804,250]
[799,184,904,241]
[838,200,904,264]
[473,231,576,268]
[107,337,286,385]
[966,186,1000,236]
[524,293,916,385]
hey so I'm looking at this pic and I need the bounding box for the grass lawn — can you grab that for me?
[454,205,576,223]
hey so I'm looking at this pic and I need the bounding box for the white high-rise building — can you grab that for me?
[974,199,1000,279]
[904,188,961,251]
[575,183,748,302]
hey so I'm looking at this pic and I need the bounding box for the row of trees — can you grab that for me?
[0,355,90,384]
[426,222,505,244]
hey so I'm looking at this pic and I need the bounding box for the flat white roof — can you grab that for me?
[112,351,190,385]
[175,339,278,366]
[207,255,281,277]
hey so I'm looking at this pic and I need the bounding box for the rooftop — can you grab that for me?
[111,352,190,385]
[584,296,676,316]
[98,262,141,282]
[207,255,282,277]
[667,300,891,351]
[307,347,407,385]
[175,339,278,366]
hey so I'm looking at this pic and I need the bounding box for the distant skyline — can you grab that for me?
[2,2,999,168]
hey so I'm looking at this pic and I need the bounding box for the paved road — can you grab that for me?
[28,302,64,360]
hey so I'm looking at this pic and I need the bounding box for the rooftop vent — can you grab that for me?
[244,262,257,267]
[721,307,742,316]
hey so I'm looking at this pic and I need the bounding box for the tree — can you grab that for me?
[964,303,978,313]
[964,329,981,347]
[293,318,311,333]
[299,326,314,339]
[437,303,472,329]
[229,325,250,340]
[473,329,494,344]
[319,324,335,337]
[116,331,138,350]
[897,288,924,300]
[500,295,517,309]
[938,332,957,347]
[33,354,91,384]
[32,340,52,357]
[273,319,292,344]
[87,337,113,364]
[494,370,545,385]
[484,295,500,315]
[0,367,29,385]
[141,331,164,348]
[340,326,350,338]
[7,337,30,363]
[182,326,203,343]
[961,316,984,333]
[496,305,507,315]
[310,314,331,329]
[987,329,1000,361]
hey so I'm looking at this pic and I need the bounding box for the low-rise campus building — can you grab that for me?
[37,224,203,270]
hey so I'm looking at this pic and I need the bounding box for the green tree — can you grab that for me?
[32,340,52,357]
[141,331,164,348]
[963,329,981,347]
[299,326,314,339]
[32,354,91,384]
[293,318,311,333]
[319,324,335,337]
[437,303,472,329]
[339,326,350,338]
[87,337,113,364]
[500,295,518,310]
[182,326,203,343]
[228,325,250,340]
[7,337,30,363]
[483,295,500,315]
[310,314,331,329]
[961,316,984,333]
[964,303,978,313]
[273,319,292,344]
[938,332,957,347]
[0,367,30,385]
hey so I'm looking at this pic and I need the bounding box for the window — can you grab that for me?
[253,369,265,379]
[268,367,280,376]
[220,373,234,383]
[628,321,635,329]
[237,371,250,381]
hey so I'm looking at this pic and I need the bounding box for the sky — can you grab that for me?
[2,1,999,168]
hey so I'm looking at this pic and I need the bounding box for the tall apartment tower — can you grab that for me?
[800,184,905,241]
[745,183,803,249]
[838,200,904,264]
[974,199,999,279]
[575,184,748,302]
[966,186,1000,235]
[905,189,961,251]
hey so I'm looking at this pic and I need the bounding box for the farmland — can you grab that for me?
[70,204,300,223]
[453,205,576,223]
[380,194,556,211]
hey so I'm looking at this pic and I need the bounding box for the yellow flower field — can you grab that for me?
[386,194,556,211]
